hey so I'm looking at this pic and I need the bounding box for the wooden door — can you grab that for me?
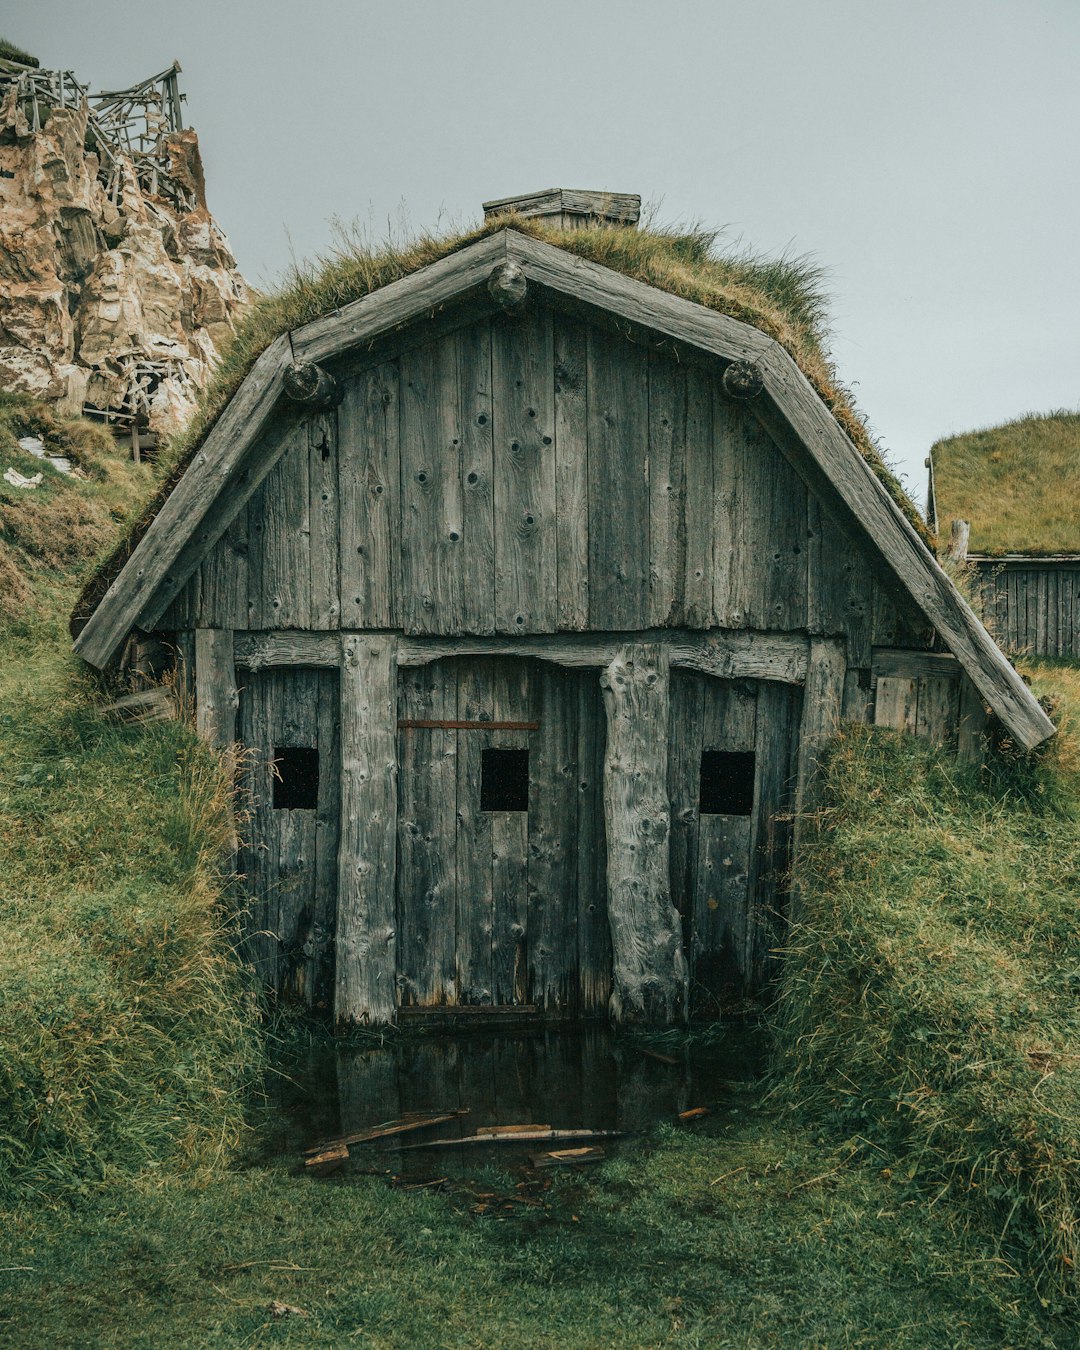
[395,656,609,1015]
[668,674,801,1011]
[237,667,340,1008]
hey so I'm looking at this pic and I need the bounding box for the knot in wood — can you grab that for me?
[721,360,764,401]
[487,261,528,312]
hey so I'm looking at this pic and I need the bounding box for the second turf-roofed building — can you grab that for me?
[71,190,1055,1027]
[929,412,1080,660]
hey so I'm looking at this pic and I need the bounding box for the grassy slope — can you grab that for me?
[931,411,1080,555]
[0,394,261,1199]
[773,663,1080,1299]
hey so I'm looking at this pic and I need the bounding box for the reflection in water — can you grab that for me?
[263,1025,765,1178]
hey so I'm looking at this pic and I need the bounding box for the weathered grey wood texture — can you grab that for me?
[601,645,687,1022]
[395,655,608,1014]
[236,666,340,1007]
[969,561,1080,660]
[169,307,930,672]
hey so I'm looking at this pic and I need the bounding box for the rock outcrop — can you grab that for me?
[0,59,248,435]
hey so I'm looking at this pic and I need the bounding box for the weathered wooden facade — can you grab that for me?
[74,195,1054,1026]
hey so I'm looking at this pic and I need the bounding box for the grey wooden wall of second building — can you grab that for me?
[161,304,933,659]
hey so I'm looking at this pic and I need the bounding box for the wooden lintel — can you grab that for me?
[233,628,811,683]
[870,647,961,681]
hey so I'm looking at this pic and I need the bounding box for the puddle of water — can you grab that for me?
[260,1023,765,1183]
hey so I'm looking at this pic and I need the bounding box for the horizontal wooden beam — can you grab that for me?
[871,647,961,681]
[398,718,539,731]
[233,628,811,683]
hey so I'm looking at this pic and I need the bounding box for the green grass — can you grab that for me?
[0,396,263,1201]
[931,411,1080,555]
[75,212,927,629]
[771,662,1080,1301]
[0,1108,1066,1349]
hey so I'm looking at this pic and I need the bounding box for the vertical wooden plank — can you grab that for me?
[1063,570,1077,659]
[874,675,918,733]
[308,410,341,630]
[916,673,960,746]
[576,667,611,1015]
[794,638,846,821]
[194,627,237,750]
[274,670,319,1002]
[666,672,703,952]
[601,644,687,1023]
[646,352,686,628]
[396,658,457,1008]
[492,307,557,633]
[527,663,579,1012]
[554,315,590,630]
[587,327,649,630]
[198,508,248,629]
[456,321,496,635]
[255,431,311,629]
[399,341,464,634]
[842,667,874,723]
[338,361,399,629]
[807,498,873,666]
[236,670,275,988]
[957,672,991,767]
[747,682,800,987]
[336,634,398,1026]
[489,659,530,1005]
[694,680,757,1005]
[312,667,341,1013]
[717,405,807,631]
[455,659,494,1005]
[683,365,715,628]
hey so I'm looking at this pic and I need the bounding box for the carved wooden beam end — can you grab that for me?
[487,261,528,311]
[721,360,764,400]
[282,359,340,408]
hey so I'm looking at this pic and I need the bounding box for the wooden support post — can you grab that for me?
[600,644,688,1024]
[947,518,970,564]
[194,628,238,752]
[336,633,398,1027]
[957,673,990,767]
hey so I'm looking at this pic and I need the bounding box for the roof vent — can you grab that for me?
[483,188,640,230]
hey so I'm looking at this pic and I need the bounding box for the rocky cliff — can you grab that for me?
[0,56,248,437]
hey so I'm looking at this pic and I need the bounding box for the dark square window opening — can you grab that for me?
[481,747,529,812]
[699,749,755,816]
[273,746,320,810]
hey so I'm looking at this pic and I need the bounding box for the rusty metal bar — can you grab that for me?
[397,719,539,731]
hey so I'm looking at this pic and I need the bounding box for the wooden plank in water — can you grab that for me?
[304,1109,469,1157]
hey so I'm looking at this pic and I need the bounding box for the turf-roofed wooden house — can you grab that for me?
[929,413,1080,659]
[72,190,1055,1027]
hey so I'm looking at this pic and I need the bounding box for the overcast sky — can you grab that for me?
[7,0,1078,511]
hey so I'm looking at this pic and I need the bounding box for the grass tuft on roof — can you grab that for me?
[73,215,928,631]
[931,411,1080,556]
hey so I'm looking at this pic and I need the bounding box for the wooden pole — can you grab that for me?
[487,261,528,311]
[335,633,398,1027]
[947,518,970,564]
[283,360,339,408]
[600,644,688,1024]
[721,360,764,400]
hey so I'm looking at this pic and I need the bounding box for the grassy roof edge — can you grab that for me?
[71,215,930,636]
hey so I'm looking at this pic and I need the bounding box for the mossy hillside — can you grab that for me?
[931,411,1080,556]
[0,396,262,1200]
[75,214,928,630]
[772,661,1080,1299]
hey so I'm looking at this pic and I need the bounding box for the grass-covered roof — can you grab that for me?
[75,215,929,629]
[931,411,1080,556]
